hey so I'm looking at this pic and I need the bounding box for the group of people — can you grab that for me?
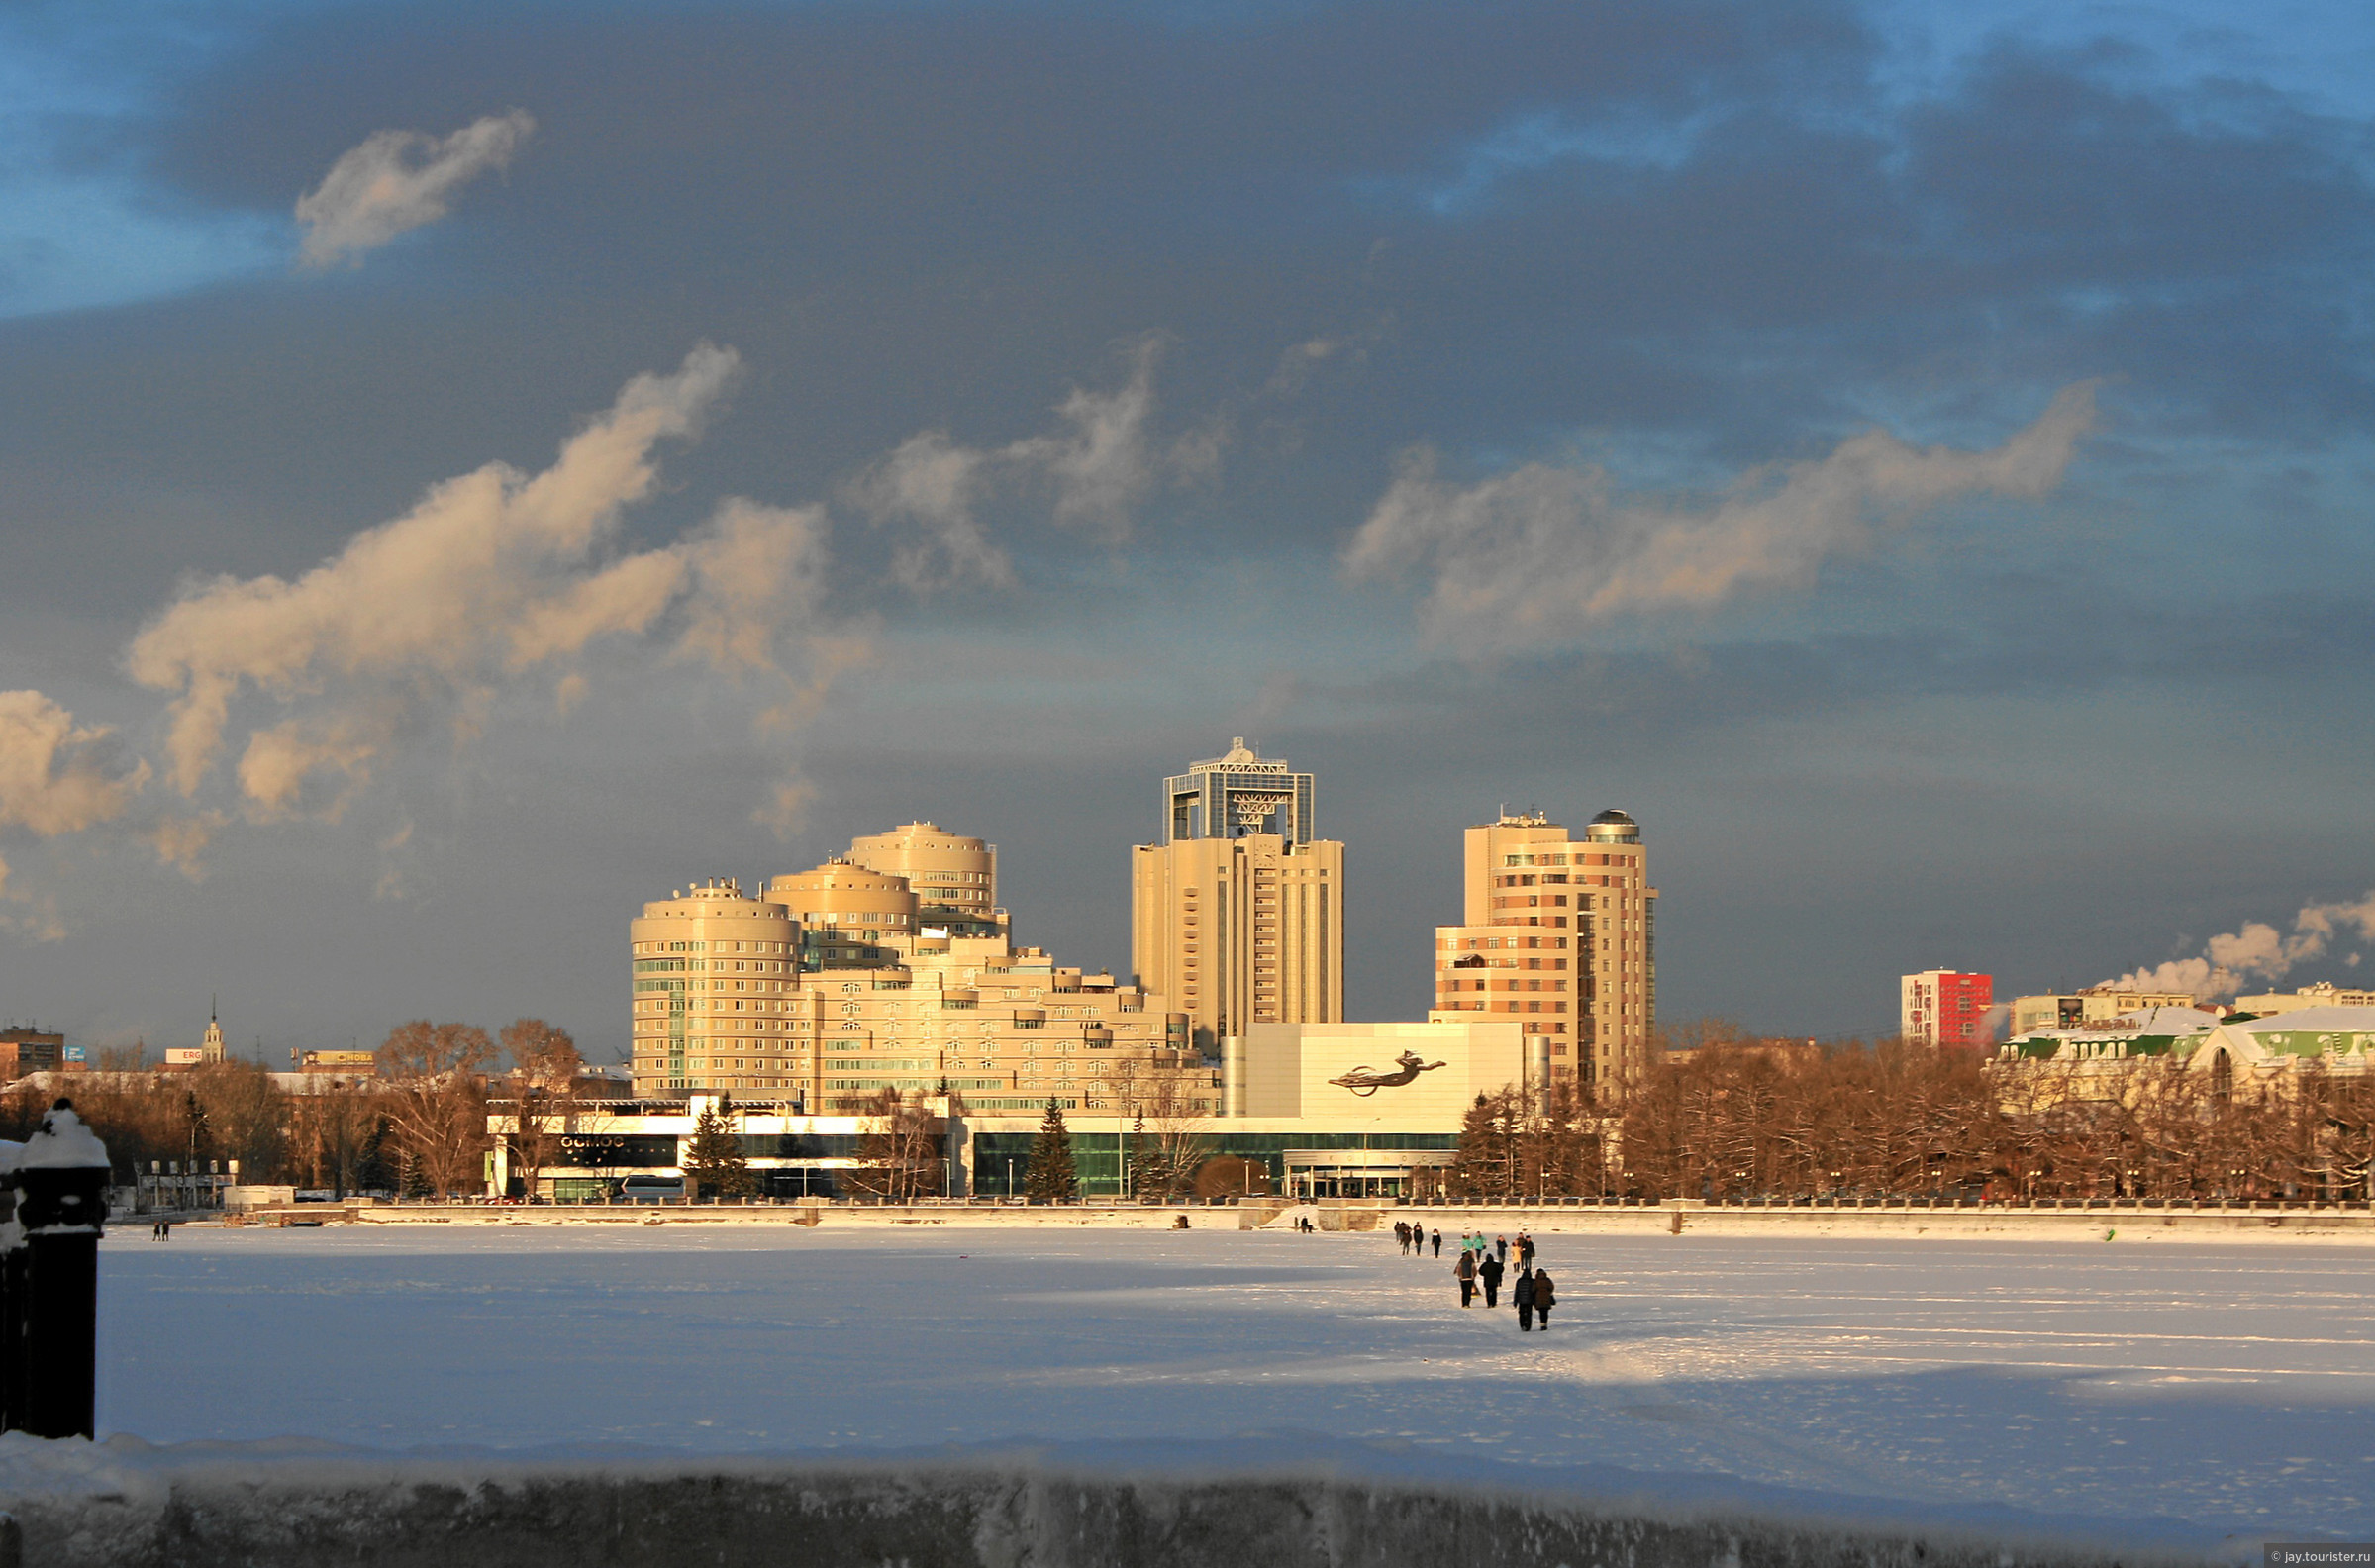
[1393,1223,1558,1330]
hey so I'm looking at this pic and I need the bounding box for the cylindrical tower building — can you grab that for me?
[766,860,921,970]
[843,822,1001,935]
[629,877,799,1096]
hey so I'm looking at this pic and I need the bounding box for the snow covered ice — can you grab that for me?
[71,1222,2375,1550]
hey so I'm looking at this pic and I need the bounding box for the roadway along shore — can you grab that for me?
[207,1197,2375,1243]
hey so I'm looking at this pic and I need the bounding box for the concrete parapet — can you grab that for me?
[0,1454,2197,1568]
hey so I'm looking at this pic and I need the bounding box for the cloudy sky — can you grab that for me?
[4,0,2374,1063]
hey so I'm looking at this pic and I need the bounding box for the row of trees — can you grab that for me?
[1441,1037,2375,1202]
[1,1018,584,1198]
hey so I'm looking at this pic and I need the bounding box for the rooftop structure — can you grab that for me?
[1160,737,1315,844]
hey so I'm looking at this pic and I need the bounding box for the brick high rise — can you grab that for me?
[1433,809,1656,1102]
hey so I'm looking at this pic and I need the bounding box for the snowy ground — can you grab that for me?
[89,1222,2375,1550]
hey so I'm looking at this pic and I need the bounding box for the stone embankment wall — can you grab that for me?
[5,1457,2190,1568]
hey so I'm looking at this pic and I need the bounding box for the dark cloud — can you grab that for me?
[5,1,2375,1044]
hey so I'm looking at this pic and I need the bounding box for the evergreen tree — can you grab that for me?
[1025,1099,1078,1201]
[1447,1089,1525,1198]
[681,1095,758,1199]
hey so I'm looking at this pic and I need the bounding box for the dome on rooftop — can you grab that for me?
[1584,808,1640,844]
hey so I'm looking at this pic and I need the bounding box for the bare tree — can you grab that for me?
[497,1019,584,1201]
[847,1088,943,1200]
[375,1021,495,1197]
[1113,1051,1214,1199]
[290,1077,382,1197]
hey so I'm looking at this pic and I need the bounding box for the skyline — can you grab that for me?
[5,1,2375,1058]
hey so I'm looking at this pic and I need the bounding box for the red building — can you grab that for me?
[1899,971,1994,1048]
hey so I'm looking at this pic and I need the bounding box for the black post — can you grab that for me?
[7,1100,111,1441]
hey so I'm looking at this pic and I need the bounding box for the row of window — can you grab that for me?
[1501,853,1635,868]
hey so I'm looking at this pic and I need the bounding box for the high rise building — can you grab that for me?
[630,878,802,1092]
[1132,740,1343,1052]
[1433,809,1656,1101]
[1900,970,1994,1048]
[628,833,1201,1112]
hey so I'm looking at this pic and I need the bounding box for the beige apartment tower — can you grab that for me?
[1433,810,1656,1102]
[1131,739,1344,1051]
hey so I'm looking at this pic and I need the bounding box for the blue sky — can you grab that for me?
[3,0,2373,1060]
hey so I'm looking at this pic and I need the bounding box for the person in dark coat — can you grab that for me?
[1478,1251,1504,1307]
[1517,1232,1535,1266]
[1430,1227,1442,1257]
[1494,1234,1508,1266]
[1395,1221,1409,1253]
[1454,1248,1477,1307]
[1531,1269,1556,1327]
[1513,1267,1535,1330]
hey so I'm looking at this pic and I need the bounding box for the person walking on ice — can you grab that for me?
[1531,1268,1556,1328]
[1478,1248,1504,1308]
[1430,1228,1442,1257]
[1454,1246,1477,1307]
[1513,1266,1535,1330]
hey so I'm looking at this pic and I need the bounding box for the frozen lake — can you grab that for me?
[92,1221,2375,1546]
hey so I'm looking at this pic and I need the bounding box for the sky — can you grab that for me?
[3,0,2374,1064]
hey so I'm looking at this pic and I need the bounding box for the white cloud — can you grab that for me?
[849,432,1013,591]
[0,689,148,836]
[125,344,841,820]
[296,110,535,269]
[1342,383,2099,652]
[848,335,1203,588]
[2105,892,2375,999]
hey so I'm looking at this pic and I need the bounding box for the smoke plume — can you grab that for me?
[1342,383,2098,651]
[296,111,536,268]
[2106,893,2375,999]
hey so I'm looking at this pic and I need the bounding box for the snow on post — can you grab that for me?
[7,1099,110,1439]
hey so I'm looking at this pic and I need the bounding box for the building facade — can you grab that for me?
[629,835,1206,1116]
[2234,982,2375,1016]
[1132,740,1344,1050]
[1433,809,1655,1102]
[0,1028,67,1079]
[843,822,1004,938]
[2008,987,2197,1036]
[506,1016,1526,1201]
[1901,970,1995,1047]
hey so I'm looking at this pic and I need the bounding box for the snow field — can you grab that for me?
[83,1223,2375,1546]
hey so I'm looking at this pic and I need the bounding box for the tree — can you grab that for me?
[1115,1053,1214,1199]
[1447,1089,1525,1198]
[290,1076,381,1197]
[1191,1154,1263,1198]
[498,1019,584,1201]
[847,1088,943,1201]
[681,1095,757,1199]
[375,1021,495,1197]
[1025,1099,1078,1201]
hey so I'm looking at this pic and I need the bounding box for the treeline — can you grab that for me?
[0,1019,581,1198]
[1445,1039,2375,1202]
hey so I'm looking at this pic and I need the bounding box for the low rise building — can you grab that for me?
[2233,982,2375,1017]
[0,1027,68,1078]
[506,1015,1530,1201]
[2007,987,2197,1036]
